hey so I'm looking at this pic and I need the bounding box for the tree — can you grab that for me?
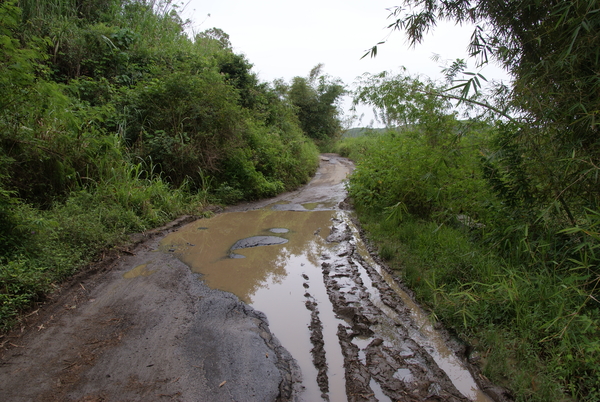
[286,64,346,143]
[196,27,232,49]
[353,69,458,147]
[369,1,600,226]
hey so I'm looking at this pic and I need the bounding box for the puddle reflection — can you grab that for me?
[161,210,332,304]
[161,209,346,402]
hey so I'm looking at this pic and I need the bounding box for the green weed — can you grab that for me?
[343,129,600,401]
[0,0,323,332]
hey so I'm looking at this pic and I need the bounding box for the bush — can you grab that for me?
[0,157,202,330]
[345,128,495,223]
[343,127,600,401]
[0,0,323,332]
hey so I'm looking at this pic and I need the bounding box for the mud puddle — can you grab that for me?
[161,208,346,401]
[160,154,499,402]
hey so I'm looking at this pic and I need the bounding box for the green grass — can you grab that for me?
[0,162,204,331]
[357,213,596,400]
[340,129,600,401]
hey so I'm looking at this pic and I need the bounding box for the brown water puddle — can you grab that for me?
[158,154,496,402]
[160,208,495,402]
[162,210,329,303]
[161,209,347,402]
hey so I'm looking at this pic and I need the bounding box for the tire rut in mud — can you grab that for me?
[320,216,470,402]
[304,286,330,400]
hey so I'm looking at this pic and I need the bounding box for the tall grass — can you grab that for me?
[0,158,203,331]
[339,129,600,401]
[18,0,122,22]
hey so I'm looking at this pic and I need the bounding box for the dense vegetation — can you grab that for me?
[284,64,346,149]
[341,1,600,399]
[3,0,597,399]
[0,0,344,330]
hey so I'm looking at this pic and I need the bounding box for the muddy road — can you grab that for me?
[0,154,510,402]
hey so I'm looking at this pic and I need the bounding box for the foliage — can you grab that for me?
[18,0,123,22]
[344,60,600,399]
[355,70,450,124]
[353,69,460,146]
[347,72,495,222]
[355,208,596,401]
[359,129,492,220]
[284,64,346,147]
[0,0,322,331]
[343,127,600,401]
[1,0,320,203]
[371,0,600,278]
[0,159,202,331]
[356,4,600,398]
[386,0,600,149]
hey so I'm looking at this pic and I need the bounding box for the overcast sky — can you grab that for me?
[181,0,508,127]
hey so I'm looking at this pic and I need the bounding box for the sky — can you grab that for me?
[180,0,508,127]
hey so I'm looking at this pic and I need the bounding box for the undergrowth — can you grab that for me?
[0,0,324,331]
[0,161,203,331]
[339,128,600,401]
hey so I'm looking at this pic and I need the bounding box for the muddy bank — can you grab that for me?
[321,218,471,402]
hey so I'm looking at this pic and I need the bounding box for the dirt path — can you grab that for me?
[0,154,510,402]
[0,214,299,401]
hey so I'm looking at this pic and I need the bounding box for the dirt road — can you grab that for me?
[0,154,510,402]
[0,216,300,401]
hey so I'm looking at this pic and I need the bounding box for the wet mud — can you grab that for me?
[160,154,511,402]
[321,219,470,402]
[305,291,329,399]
